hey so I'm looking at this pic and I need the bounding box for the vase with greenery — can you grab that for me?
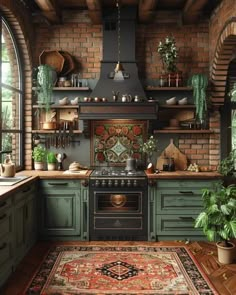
[32,145,46,170]
[157,36,178,73]
[195,183,236,264]
[47,151,57,171]
[36,64,55,112]
[141,135,158,168]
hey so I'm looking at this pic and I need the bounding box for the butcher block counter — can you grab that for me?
[146,170,222,179]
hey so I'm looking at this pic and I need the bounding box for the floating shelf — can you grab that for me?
[52,87,90,91]
[153,129,214,134]
[146,86,193,91]
[33,104,78,109]
[32,130,83,134]
[159,104,195,109]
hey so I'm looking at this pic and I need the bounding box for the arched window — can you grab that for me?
[0,16,23,169]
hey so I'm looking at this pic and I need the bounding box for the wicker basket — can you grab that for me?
[39,50,65,73]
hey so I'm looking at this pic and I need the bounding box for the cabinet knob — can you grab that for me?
[81,180,89,187]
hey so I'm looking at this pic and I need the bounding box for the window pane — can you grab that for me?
[0,132,21,166]
[1,23,20,88]
[1,89,20,129]
[231,109,236,150]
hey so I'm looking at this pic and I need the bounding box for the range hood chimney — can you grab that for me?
[91,6,146,100]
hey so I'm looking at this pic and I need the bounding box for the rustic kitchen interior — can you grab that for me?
[0,0,236,293]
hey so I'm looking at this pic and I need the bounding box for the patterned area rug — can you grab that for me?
[26,245,217,294]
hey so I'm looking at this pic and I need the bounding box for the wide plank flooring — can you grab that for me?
[1,240,236,295]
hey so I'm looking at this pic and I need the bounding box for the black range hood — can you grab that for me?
[83,6,158,120]
[91,7,146,100]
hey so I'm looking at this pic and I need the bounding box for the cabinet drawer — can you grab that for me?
[13,185,36,204]
[0,197,12,212]
[40,179,80,189]
[156,189,203,214]
[0,209,13,239]
[156,215,203,236]
[156,180,219,189]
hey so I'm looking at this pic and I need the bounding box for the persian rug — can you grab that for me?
[25,245,218,295]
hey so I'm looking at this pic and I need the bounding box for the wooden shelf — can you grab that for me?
[154,129,214,134]
[159,104,195,109]
[146,86,192,91]
[52,87,90,91]
[33,104,78,109]
[32,130,83,134]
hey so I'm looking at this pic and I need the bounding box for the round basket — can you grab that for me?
[60,51,75,76]
[39,50,65,73]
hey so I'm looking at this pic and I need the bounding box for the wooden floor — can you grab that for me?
[1,240,236,295]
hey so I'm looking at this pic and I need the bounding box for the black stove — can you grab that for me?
[89,167,148,241]
[90,167,146,177]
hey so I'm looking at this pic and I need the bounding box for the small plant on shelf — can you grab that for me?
[32,145,46,170]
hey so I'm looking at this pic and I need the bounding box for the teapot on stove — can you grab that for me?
[0,154,16,177]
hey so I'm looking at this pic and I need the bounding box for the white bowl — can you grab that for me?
[71,97,79,105]
[178,97,188,105]
[59,97,69,105]
[166,97,176,105]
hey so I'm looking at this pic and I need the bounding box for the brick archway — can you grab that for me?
[211,18,236,105]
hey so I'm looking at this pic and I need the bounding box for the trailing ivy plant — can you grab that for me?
[188,73,208,123]
[36,64,55,112]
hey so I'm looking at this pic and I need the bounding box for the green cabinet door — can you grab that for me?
[152,179,220,241]
[39,179,82,238]
[0,197,14,287]
[13,182,37,265]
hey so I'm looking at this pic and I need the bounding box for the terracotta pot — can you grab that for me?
[216,241,235,264]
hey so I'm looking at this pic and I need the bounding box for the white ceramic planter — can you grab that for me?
[34,162,44,171]
[216,241,235,264]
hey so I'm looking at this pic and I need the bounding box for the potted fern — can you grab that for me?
[195,183,236,264]
[47,151,57,171]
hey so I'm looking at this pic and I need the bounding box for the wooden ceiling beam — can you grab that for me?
[183,0,208,24]
[86,0,102,24]
[138,0,158,23]
[34,0,62,24]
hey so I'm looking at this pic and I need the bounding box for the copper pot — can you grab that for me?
[42,122,57,129]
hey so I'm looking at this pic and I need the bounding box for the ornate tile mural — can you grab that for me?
[91,120,147,166]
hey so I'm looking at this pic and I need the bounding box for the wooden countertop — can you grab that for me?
[0,169,221,200]
[145,170,222,179]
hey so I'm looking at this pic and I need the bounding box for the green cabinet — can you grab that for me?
[148,179,220,241]
[13,182,38,265]
[0,197,14,287]
[39,179,88,240]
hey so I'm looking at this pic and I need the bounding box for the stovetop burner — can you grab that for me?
[91,167,146,177]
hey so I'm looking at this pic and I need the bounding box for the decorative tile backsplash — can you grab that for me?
[91,120,147,166]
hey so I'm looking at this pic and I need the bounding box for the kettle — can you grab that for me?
[125,156,136,171]
[0,154,16,177]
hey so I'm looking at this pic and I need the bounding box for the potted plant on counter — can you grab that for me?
[47,151,57,171]
[32,145,46,170]
[194,183,236,264]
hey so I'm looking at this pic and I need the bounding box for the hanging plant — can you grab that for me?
[36,64,55,112]
[157,36,178,73]
[188,73,208,122]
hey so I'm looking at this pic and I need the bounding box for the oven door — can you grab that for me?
[89,189,148,241]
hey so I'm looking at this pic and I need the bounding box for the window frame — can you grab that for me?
[0,15,24,170]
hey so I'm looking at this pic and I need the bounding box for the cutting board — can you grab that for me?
[156,139,188,171]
